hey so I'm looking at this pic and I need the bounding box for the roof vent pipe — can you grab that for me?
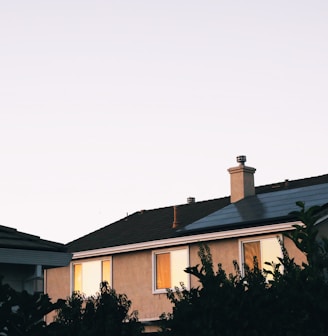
[187,197,195,204]
[172,205,180,229]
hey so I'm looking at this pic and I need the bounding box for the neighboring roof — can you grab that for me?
[0,225,72,267]
[0,248,72,267]
[67,174,328,253]
[0,225,67,251]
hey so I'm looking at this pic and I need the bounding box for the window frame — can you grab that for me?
[239,234,283,276]
[152,246,190,294]
[71,257,112,296]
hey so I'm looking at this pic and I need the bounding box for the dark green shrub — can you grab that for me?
[0,277,63,336]
[53,281,143,336]
[160,203,328,336]
[0,279,142,336]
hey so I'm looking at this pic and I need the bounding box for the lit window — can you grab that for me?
[153,248,189,293]
[73,259,111,297]
[241,236,283,277]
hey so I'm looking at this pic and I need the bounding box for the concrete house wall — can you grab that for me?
[45,233,307,328]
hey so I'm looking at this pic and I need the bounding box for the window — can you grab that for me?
[73,259,111,297]
[153,248,189,293]
[241,236,283,277]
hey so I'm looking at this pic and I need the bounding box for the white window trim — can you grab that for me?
[70,257,112,295]
[152,246,190,294]
[239,234,283,276]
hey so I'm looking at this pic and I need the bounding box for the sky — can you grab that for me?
[0,1,327,244]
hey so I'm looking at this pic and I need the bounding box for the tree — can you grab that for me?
[160,203,328,336]
[0,279,142,336]
[0,277,64,336]
[53,281,143,336]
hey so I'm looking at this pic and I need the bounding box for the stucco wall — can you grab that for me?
[189,238,239,288]
[112,249,173,321]
[44,265,71,323]
[189,234,307,288]
[44,230,308,326]
[283,234,307,265]
[111,234,304,322]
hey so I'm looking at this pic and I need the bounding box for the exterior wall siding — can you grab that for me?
[283,235,306,265]
[189,238,239,281]
[45,266,71,323]
[44,231,308,326]
[112,250,173,321]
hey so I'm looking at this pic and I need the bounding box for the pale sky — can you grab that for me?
[1,1,327,244]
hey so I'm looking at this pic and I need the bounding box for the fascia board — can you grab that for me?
[0,248,72,267]
[72,221,299,260]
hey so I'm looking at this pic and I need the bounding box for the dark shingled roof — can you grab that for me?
[0,225,72,267]
[67,197,230,252]
[67,174,328,253]
[182,183,328,233]
[0,225,67,252]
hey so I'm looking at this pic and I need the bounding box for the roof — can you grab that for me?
[0,225,67,251]
[181,182,328,233]
[0,225,72,267]
[67,197,230,252]
[67,174,328,253]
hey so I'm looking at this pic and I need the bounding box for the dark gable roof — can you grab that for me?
[67,197,230,253]
[182,182,328,233]
[0,225,72,267]
[67,174,328,253]
[0,225,67,252]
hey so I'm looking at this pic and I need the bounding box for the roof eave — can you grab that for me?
[177,214,296,236]
[71,221,299,259]
[0,248,72,267]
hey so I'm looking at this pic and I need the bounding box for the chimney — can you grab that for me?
[172,205,180,229]
[228,155,256,203]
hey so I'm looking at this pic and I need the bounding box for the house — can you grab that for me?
[0,225,72,294]
[45,156,328,332]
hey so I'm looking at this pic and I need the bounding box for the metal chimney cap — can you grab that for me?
[187,197,195,204]
[236,155,246,165]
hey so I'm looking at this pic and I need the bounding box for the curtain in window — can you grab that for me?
[243,241,261,269]
[74,264,82,292]
[156,253,171,289]
[102,260,111,283]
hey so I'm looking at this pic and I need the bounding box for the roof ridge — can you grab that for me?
[255,173,328,194]
[66,173,328,250]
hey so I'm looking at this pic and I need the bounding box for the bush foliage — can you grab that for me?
[0,280,142,336]
[0,279,63,336]
[53,281,143,336]
[160,202,328,336]
[2,201,328,335]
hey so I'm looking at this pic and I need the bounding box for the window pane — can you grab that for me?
[243,241,261,268]
[171,249,188,288]
[102,260,111,284]
[74,264,82,292]
[156,253,171,289]
[242,237,283,280]
[261,237,282,269]
[82,261,102,296]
